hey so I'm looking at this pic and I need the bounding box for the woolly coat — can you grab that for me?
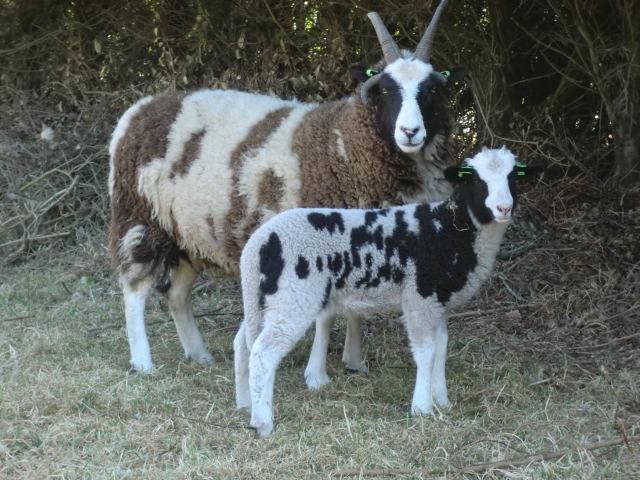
[108,89,454,281]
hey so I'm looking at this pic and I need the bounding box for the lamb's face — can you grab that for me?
[374,59,448,154]
[467,148,518,223]
[445,147,536,225]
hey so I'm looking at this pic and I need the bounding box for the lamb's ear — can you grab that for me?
[444,165,474,183]
[440,65,468,84]
[349,65,379,84]
[514,161,545,181]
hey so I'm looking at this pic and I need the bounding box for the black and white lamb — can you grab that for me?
[108,0,467,372]
[234,146,543,436]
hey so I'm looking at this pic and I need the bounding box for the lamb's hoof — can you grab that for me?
[129,361,155,373]
[344,363,368,374]
[251,420,274,437]
[237,406,251,415]
[305,373,331,390]
[186,351,215,364]
[411,405,435,417]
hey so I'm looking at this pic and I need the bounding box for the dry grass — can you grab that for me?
[1,184,639,479]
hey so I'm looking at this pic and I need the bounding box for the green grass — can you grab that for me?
[0,244,638,479]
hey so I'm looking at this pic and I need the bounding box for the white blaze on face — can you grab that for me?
[385,59,434,153]
[469,147,517,222]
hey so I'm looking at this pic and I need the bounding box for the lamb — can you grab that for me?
[108,0,467,373]
[234,146,543,436]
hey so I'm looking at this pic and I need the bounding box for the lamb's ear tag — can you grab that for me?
[440,70,451,78]
[516,164,528,176]
[458,166,474,178]
[366,69,379,77]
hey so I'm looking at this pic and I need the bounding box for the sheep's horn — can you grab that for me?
[367,12,401,65]
[413,0,449,63]
[359,73,381,106]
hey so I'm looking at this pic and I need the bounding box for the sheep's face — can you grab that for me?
[444,147,544,224]
[375,59,442,153]
[350,62,466,155]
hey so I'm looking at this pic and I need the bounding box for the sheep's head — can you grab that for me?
[444,147,545,224]
[350,0,467,155]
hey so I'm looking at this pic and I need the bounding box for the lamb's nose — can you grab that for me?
[497,204,512,217]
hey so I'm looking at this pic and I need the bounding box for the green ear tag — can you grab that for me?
[517,164,527,176]
[458,166,474,178]
[440,70,451,78]
[366,69,379,77]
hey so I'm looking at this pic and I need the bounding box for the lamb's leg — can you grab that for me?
[432,320,451,407]
[250,313,313,437]
[305,311,334,389]
[123,277,154,372]
[342,312,368,373]
[165,258,214,364]
[403,308,440,416]
[234,321,252,413]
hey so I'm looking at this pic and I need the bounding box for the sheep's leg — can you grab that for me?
[342,312,368,373]
[432,320,450,407]
[305,311,334,389]
[123,277,154,372]
[165,258,214,364]
[234,321,252,413]
[250,313,312,436]
[403,308,440,416]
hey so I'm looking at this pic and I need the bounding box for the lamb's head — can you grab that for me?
[444,147,544,224]
[349,0,467,155]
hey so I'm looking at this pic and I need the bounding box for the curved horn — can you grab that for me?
[367,12,401,65]
[359,73,382,106]
[413,0,449,62]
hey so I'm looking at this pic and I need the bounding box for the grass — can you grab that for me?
[1,237,638,479]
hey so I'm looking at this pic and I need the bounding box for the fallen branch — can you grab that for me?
[331,435,640,478]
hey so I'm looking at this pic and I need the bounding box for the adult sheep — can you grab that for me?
[109,0,467,373]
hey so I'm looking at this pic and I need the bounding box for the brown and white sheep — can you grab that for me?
[108,0,467,372]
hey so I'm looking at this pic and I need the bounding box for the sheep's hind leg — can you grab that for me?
[165,258,215,364]
[123,276,154,372]
[234,321,252,413]
[250,312,313,436]
[342,312,368,373]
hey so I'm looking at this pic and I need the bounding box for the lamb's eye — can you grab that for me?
[381,87,389,94]
[429,86,437,94]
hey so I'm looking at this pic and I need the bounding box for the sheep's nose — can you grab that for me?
[400,126,420,138]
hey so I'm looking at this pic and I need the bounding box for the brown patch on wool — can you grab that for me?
[223,106,294,262]
[293,97,424,209]
[170,128,206,179]
[108,91,187,273]
[258,169,285,213]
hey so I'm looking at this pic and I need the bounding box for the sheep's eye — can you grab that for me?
[381,87,389,94]
[429,86,437,94]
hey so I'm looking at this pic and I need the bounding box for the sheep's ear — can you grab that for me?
[349,65,379,84]
[439,65,468,84]
[444,165,474,183]
[514,162,545,180]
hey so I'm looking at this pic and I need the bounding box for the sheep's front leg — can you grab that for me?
[123,277,154,372]
[403,307,442,416]
[165,258,214,364]
[342,312,369,373]
[432,320,450,407]
[305,311,334,389]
